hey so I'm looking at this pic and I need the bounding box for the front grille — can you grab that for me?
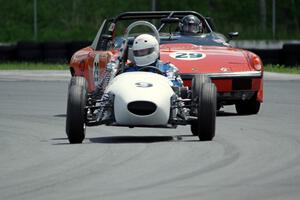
[232,78,252,90]
[127,101,157,116]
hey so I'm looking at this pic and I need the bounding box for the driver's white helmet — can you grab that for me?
[132,34,159,67]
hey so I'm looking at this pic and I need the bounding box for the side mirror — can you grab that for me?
[228,32,239,41]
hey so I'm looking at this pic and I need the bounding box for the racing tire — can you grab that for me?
[191,75,211,136]
[235,98,261,115]
[69,76,87,89]
[191,83,217,141]
[66,81,87,144]
[191,74,211,101]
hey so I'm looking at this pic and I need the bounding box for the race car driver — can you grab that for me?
[126,33,183,87]
[179,15,203,35]
[93,34,183,98]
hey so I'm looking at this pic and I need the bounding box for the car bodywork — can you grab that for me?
[69,11,263,114]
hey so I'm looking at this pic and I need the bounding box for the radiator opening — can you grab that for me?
[127,101,157,115]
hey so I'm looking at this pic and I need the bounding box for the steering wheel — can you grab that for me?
[137,66,164,75]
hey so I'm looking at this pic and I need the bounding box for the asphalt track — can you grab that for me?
[0,71,300,200]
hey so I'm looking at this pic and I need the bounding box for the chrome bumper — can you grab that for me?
[181,71,262,79]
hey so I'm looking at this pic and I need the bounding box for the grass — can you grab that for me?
[264,64,300,74]
[0,62,300,74]
[0,62,68,70]
[1,0,300,42]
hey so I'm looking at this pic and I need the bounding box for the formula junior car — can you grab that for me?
[69,11,263,116]
[66,20,217,144]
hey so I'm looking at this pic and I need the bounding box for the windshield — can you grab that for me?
[94,12,228,50]
[113,33,230,49]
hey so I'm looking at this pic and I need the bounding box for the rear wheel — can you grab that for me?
[66,77,87,144]
[235,96,261,115]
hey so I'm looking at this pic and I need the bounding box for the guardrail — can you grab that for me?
[0,41,91,63]
[0,41,299,66]
[247,44,300,66]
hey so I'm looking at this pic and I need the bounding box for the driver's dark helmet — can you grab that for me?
[179,15,203,35]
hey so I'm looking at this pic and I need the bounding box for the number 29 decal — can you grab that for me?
[169,51,206,60]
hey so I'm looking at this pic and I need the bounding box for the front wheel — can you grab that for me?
[191,83,217,141]
[66,80,87,144]
[190,75,211,136]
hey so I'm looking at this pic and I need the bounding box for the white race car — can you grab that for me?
[66,21,217,143]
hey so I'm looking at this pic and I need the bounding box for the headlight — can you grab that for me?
[252,56,262,71]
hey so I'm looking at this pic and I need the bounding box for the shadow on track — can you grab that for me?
[89,135,175,144]
[51,135,204,144]
[217,110,238,117]
[53,114,66,118]
[51,136,175,144]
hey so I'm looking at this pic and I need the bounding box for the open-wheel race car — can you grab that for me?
[66,20,217,144]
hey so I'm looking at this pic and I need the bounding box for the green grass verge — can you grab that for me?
[0,62,68,70]
[264,64,300,74]
[0,62,300,74]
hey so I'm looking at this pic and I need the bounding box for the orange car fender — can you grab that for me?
[88,51,113,93]
[70,48,113,93]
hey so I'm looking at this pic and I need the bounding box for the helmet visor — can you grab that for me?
[133,47,155,57]
[184,23,200,33]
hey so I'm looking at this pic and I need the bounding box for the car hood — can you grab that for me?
[160,43,253,74]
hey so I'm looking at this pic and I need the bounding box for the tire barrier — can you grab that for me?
[43,42,68,63]
[0,41,299,66]
[282,44,300,66]
[16,42,43,62]
[248,49,282,65]
[0,44,16,61]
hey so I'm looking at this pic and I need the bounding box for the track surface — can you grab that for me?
[1,72,300,200]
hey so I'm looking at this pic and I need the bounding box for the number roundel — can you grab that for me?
[169,51,206,60]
